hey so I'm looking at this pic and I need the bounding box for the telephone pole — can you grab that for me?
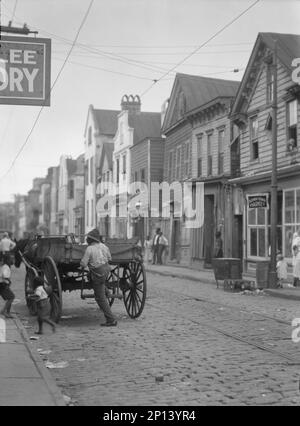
[269,39,278,288]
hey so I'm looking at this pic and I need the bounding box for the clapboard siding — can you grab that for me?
[241,61,300,174]
[131,140,148,181]
[131,138,164,184]
[163,121,193,182]
[150,139,164,182]
[191,114,232,178]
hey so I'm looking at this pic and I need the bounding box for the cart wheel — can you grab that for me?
[122,261,146,318]
[43,256,62,323]
[24,268,38,316]
[106,270,117,307]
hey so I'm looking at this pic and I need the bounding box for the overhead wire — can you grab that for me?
[140,0,261,97]
[0,0,95,181]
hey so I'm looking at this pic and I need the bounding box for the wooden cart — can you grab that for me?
[19,235,147,322]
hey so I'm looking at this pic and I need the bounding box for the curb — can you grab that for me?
[13,313,66,407]
[145,268,216,285]
[264,289,300,302]
[146,268,300,302]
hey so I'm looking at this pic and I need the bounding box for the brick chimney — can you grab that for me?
[121,94,141,114]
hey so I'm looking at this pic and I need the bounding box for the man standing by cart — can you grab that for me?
[80,228,117,327]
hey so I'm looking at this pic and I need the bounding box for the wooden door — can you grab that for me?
[204,195,214,266]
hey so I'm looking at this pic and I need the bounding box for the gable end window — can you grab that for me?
[250,116,259,160]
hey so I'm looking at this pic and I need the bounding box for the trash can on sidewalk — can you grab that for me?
[212,258,242,287]
[256,260,270,289]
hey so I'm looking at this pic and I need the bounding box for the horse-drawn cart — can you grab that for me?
[17,235,147,322]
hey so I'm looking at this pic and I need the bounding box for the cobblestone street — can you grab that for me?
[11,265,300,406]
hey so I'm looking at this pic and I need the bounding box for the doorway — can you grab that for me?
[233,215,243,259]
[204,194,214,267]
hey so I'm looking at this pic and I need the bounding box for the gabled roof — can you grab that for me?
[93,108,119,135]
[84,104,119,137]
[99,142,114,172]
[163,73,240,132]
[231,32,300,116]
[128,112,161,144]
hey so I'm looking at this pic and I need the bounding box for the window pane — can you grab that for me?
[258,228,266,257]
[288,100,297,126]
[285,190,295,223]
[250,117,258,139]
[284,226,296,258]
[250,228,257,256]
[257,208,265,225]
[248,208,256,225]
[218,130,225,153]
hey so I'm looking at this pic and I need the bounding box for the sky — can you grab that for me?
[0,0,299,202]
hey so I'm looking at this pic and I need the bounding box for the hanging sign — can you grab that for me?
[247,194,269,209]
[0,35,51,106]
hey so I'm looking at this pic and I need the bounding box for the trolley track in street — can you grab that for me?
[147,279,300,365]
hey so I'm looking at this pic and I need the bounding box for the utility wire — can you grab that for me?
[11,0,18,22]
[0,0,95,181]
[141,0,260,97]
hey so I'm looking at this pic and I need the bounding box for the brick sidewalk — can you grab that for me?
[145,263,300,301]
[0,313,65,406]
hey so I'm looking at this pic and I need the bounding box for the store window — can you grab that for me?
[247,193,283,259]
[248,207,267,257]
[283,188,300,258]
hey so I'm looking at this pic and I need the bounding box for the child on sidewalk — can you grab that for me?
[29,276,56,335]
[0,254,15,318]
[276,253,288,288]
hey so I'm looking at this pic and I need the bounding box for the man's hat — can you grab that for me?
[87,228,101,242]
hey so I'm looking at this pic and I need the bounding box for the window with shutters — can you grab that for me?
[197,134,203,177]
[207,133,213,176]
[218,129,225,174]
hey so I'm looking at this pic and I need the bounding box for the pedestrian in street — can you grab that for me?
[214,231,223,258]
[152,228,161,265]
[29,276,56,335]
[0,254,15,318]
[144,235,152,264]
[157,231,168,265]
[293,230,300,287]
[0,232,16,264]
[80,228,117,327]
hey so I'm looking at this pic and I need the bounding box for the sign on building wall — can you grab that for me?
[0,35,51,106]
[247,194,269,209]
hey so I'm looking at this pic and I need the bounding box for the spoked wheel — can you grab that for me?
[106,269,118,307]
[122,261,147,318]
[43,256,62,323]
[24,268,38,316]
